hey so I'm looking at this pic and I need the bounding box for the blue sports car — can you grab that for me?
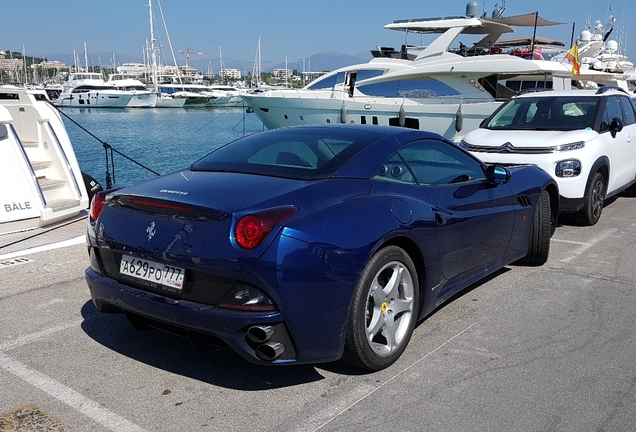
[85,124,558,371]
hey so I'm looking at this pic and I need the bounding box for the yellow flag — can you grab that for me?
[565,44,580,76]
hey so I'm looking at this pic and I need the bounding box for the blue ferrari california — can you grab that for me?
[85,124,558,371]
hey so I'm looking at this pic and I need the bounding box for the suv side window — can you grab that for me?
[600,96,624,133]
[397,139,486,186]
[619,96,636,125]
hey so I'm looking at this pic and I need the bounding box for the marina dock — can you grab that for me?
[1,195,636,431]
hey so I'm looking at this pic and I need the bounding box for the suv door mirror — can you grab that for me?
[485,165,510,184]
[610,116,624,138]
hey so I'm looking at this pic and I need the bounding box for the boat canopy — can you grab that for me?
[385,13,563,34]
[384,16,514,36]
[488,13,564,27]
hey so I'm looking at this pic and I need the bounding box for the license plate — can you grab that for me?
[120,255,185,291]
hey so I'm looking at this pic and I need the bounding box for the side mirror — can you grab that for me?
[485,165,510,185]
[610,116,624,138]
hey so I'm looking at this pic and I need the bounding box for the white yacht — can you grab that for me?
[205,84,245,107]
[57,72,133,108]
[0,86,90,234]
[241,3,573,142]
[106,74,158,108]
[157,82,211,106]
[569,20,634,90]
[155,92,187,108]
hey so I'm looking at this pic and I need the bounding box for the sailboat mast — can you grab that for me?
[149,0,159,92]
[219,46,224,82]
[84,41,89,73]
[22,45,27,84]
[252,37,261,87]
[156,0,183,84]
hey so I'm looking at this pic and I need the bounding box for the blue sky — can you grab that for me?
[2,0,634,70]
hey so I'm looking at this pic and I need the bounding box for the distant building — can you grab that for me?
[0,57,23,72]
[116,63,148,76]
[273,69,293,80]
[38,60,66,70]
[180,65,197,76]
[220,68,241,80]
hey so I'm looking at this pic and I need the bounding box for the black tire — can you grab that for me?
[575,172,605,226]
[517,191,551,265]
[342,246,419,371]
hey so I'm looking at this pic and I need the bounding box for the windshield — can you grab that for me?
[190,127,386,180]
[486,95,599,131]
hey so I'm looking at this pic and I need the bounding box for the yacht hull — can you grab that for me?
[155,96,187,108]
[57,90,132,108]
[126,92,158,108]
[241,93,502,142]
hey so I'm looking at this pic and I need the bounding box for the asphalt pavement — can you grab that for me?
[1,194,635,432]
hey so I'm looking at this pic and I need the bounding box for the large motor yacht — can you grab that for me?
[241,2,574,142]
[57,72,133,108]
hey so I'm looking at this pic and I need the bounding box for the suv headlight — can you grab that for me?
[555,141,585,152]
[555,160,581,177]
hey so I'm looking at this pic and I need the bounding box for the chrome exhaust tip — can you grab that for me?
[256,342,285,361]
[247,325,275,343]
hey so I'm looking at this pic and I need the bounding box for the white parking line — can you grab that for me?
[308,323,476,432]
[0,320,146,432]
[0,320,82,352]
[0,351,146,432]
[0,235,85,261]
[555,228,618,263]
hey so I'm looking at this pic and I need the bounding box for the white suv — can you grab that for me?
[460,87,636,225]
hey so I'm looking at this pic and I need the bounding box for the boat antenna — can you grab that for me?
[530,12,538,57]
[492,1,506,19]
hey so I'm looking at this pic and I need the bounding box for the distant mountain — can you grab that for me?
[270,51,372,73]
[42,51,373,75]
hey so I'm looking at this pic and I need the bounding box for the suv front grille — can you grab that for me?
[460,141,555,154]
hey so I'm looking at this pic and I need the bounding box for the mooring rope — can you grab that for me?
[46,100,161,189]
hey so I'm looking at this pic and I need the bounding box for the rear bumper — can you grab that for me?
[85,267,312,365]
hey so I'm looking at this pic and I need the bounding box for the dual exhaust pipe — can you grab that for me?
[247,325,285,361]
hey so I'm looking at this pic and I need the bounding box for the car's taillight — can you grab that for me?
[89,192,107,220]
[234,206,298,250]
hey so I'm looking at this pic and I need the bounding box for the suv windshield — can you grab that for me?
[190,127,386,180]
[486,95,599,131]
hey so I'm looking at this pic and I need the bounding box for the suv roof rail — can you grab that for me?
[516,88,554,96]
[596,85,629,95]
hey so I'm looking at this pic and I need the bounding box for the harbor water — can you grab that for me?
[61,105,266,188]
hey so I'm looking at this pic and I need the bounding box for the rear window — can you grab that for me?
[486,95,599,131]
[190,128,386,179]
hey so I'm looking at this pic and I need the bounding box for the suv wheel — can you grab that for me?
[575,171,605,226]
